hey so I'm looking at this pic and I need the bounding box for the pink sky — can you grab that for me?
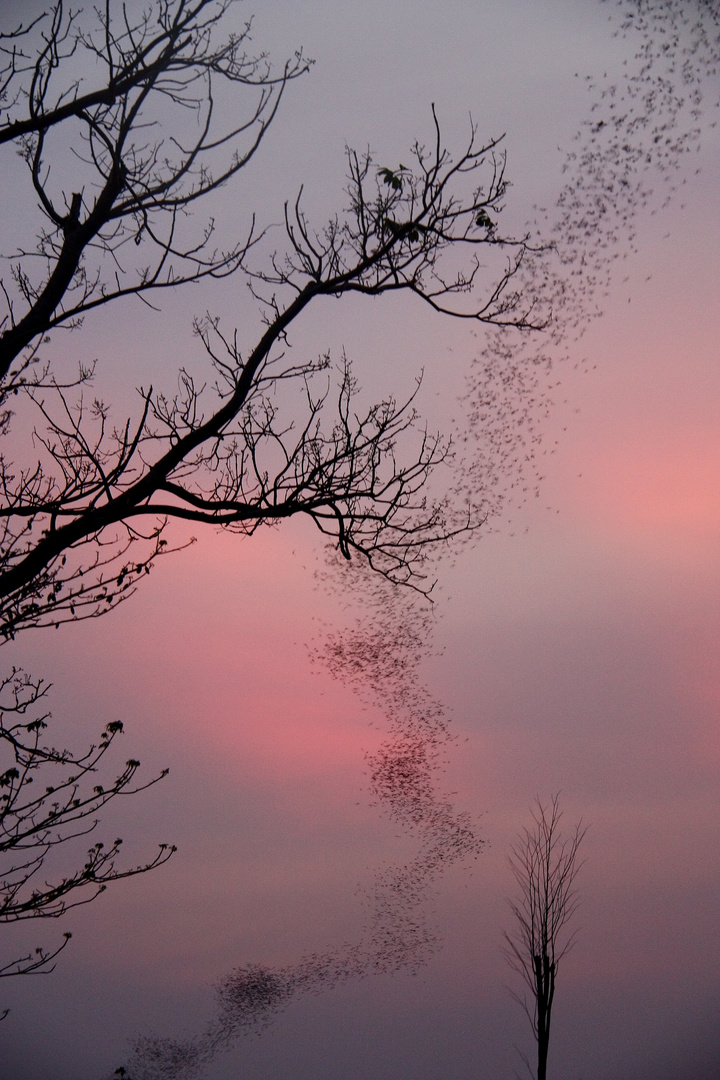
[1,1,719,1079]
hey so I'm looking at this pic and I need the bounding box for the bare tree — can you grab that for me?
[0,0,546,642]
[0,0,309,379]
[0,0,547,1026]
[0,667,173,1007]
[503,795,587,1080]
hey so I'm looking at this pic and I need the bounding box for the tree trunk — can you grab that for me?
[534,952,555,1080]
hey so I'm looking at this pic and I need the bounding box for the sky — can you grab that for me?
[0,1,719,1078]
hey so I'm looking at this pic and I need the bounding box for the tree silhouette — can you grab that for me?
[503,795,587,1080]
[0,0,558,1018]
[0,0,547,643]
[0,668,173,1007]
